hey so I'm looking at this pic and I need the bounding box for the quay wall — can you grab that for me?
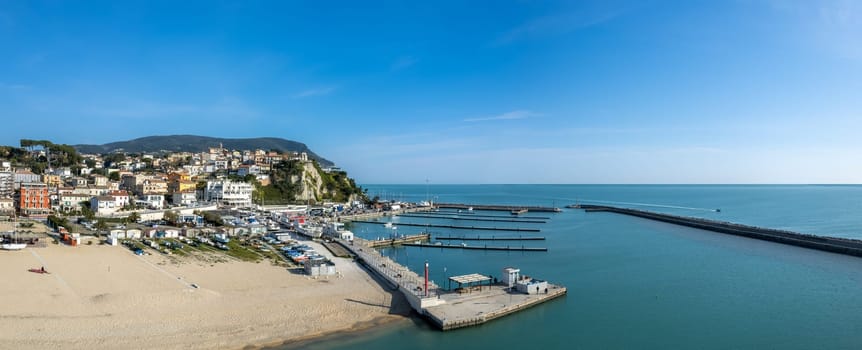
[581,205,862,257]
[338,238,444,313]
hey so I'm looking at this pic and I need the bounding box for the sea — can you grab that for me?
[276,185,862,350]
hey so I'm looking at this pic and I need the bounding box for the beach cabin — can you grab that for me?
[106,233,119,246]
[110,229,126,239]
[144,229,159,238]
[304,259,337,276]
[125,229,142,239]
[164,229,179,238]
[181,228,200,238]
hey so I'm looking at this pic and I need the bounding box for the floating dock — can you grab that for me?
[398,214,546,223]
[403,243,548,251]
[424,212,552,220]
[362,233,431,248]
[350,220,541,232]
[435,236,546,241]
[435,203,562,213]
[581,205,862,258]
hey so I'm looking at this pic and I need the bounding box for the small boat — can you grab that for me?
[2,243,27,251]
[715,209,721,213]
[383,222,393,228]
[511,208,528,215]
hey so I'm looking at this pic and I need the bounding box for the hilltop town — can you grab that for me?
[0,139,365,225]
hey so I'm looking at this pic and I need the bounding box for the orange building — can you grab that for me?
[19,183,51,216]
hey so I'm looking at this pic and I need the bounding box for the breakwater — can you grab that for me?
[580,205,862,257]
[350,220,541,232]
[436,203,561,213]
[398,214,546,224]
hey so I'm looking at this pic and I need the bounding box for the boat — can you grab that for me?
[511,208,528,215]
[383,222,393,228]
[1,242,26,251]
[2,217,27,250]
[267,221,280,231]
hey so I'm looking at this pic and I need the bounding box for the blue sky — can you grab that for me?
[1,1,860,184]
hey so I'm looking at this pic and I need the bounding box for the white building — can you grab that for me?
[171,191,197,206]
[138,194,165,210]
[91,195,120,215]
[204,180,253,208]
[0,171,13,198]
[59,193,91,212]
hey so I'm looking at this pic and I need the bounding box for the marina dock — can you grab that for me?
[362,233,431,248]
[398,214,546,224]
[580,205,862,258]
[435,203,562,213]
[435,236,546,241]
[422,212,552,220]
[350,220,541,232]
[403,243,548,251]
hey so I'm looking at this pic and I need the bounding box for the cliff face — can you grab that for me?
[281,161,361,204]
[297,162,323,202]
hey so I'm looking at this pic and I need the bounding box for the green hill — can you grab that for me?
[73,135,333,166]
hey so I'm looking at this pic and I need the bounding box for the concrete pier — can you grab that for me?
[424,284,567,330]
[338,238,565,331]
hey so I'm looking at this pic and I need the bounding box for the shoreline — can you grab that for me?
[0,240,410,350]
[256,311,413,350]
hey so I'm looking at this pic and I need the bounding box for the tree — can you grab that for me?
[81,203,95,221]
[108,171,120,181]
[95,220,108,232]
[126,212,140,224]
[164,210,179,225]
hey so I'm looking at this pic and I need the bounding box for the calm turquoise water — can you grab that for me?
[279,185,862,349]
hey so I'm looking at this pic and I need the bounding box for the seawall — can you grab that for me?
[580,205,862,258]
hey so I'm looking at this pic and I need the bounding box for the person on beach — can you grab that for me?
[41,266,45,273]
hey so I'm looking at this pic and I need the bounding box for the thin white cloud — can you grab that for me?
[491,10,626,47]
[464,110,541,122]
[391,56,418,71]
[0,82,30,90]
[293,86,336,98]
[768,0,862,58]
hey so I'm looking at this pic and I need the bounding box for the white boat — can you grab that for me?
[383,222,393,228]
[1,243,26,251]
[2,218,26,250]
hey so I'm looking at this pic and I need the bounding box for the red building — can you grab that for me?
[19,183,51,216]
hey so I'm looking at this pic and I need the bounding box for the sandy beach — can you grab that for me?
[0,239,409,350]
